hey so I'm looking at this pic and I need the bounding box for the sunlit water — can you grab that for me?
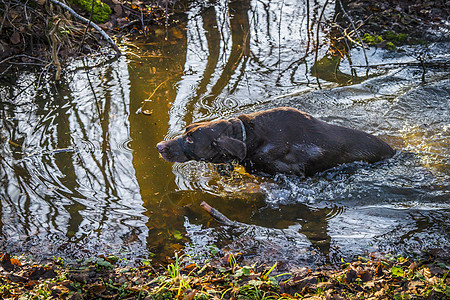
[0,0,449,267]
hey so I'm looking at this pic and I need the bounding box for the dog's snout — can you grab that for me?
[156,142,166,153]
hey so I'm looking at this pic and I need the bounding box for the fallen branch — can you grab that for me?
[352,60,450,69]
[200,201,239,227]
[48,0,122,57]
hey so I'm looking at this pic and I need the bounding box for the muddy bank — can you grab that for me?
[1,249,449,299]
[343,0,449,41]
[0,0,187,79]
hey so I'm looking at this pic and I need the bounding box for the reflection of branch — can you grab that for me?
[277,0,285,74]
[313,0,329,88]
[136,76,174,114]
[83,59,102,119]
[78,0,96,53]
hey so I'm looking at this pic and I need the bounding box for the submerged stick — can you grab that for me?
[200,201,238,227]
[48,0,122,56]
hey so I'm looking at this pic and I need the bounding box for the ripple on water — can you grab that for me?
[117,138,134,152]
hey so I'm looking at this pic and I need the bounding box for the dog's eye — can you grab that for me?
[211,140,217,147]
[185,136,194,144]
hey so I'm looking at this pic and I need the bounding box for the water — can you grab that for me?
[0,0,449,267]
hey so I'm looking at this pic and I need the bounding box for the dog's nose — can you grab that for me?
[156,142,165,153]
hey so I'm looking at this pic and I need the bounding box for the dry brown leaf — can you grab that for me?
[88,283,106,295]
[10,31,21,45]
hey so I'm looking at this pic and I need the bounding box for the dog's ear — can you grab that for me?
[185,123,200,132]
[216,136,247,161]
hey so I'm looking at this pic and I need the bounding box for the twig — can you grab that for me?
[0,0,11,33]
[0,65,13,76]
[48,0,122,56]
[0,54,48,66]
[78,0,95,53]
[50,19,62,80]
[200,201,239,227]
[338,0,369,75]
[136,75,176,114]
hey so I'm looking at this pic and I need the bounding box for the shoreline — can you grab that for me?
[1,249,449,299]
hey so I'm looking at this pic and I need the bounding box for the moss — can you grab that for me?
[385,42,396,50]
[382,31,408,45]
[363,31,427,50]
[70,0,111,23]
[363,33,384,45]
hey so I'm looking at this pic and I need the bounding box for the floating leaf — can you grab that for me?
[173,230,182,240]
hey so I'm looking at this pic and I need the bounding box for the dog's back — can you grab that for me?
[238,107,395,176]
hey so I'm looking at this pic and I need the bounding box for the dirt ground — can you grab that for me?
[1,249,449,299]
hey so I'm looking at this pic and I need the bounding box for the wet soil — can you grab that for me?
[342,0,449,41]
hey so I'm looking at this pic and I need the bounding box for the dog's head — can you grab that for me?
[157,119,247,163]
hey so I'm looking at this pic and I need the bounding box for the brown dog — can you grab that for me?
[157,107,395,177]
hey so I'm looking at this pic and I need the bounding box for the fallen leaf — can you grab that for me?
[88,283,106,295]
[183,289,197,300]
[10,258,22,267]
[0,253,14,271]
[10,31,21,45]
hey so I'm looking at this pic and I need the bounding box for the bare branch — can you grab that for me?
[48,0,122,57]
[200,201,239,227]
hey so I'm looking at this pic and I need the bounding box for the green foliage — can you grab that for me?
[261,263,277,281]
[383,31,408,45]
[362,30,422,50]
[391,266,405,277]
[107,255,120,264]
[234,266,252,278]
[167,252,182,278]
[208,244,220,256]
[96,257,114,269]
[173,230,183,240]
[69,0,111,23]
[363,33,384,45]
[385,42,396,50]
[142,259,152,266]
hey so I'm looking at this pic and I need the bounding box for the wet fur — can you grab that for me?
[157,107,395,177]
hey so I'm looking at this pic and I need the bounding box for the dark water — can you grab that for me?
[0,0,449,267]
